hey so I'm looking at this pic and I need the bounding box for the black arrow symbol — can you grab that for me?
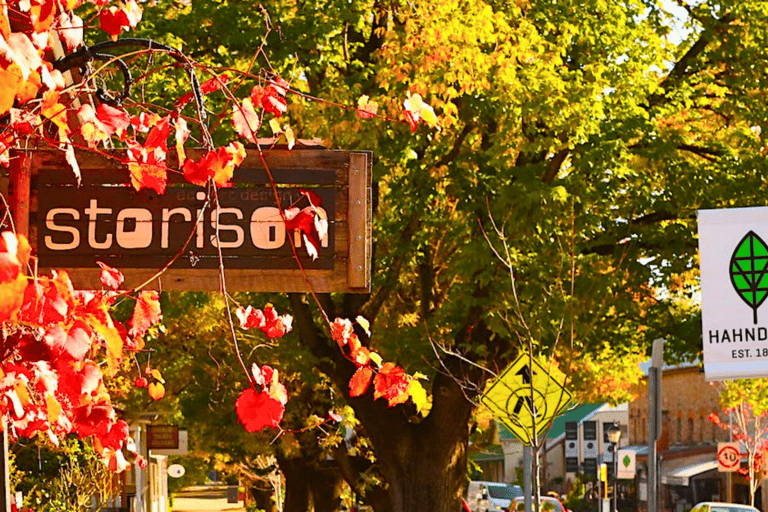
[516,365,534,384]
[513,395,537,417]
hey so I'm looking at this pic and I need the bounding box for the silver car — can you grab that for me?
[689,502,760,512]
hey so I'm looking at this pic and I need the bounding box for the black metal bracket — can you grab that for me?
[52,38,204,112]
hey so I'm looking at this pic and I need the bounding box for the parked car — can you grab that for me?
[509,496,570,512]
[466,481,524,512]
[689,503,760,512]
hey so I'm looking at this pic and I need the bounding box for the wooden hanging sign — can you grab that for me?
[20,147,371,293]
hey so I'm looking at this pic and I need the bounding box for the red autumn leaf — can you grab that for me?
[330,318,354,348]
[232,98,261,144]
[96,103,131,137]
[373,362,411,406]
[403,109,419,132]
[134,377,148,388]
[235,305,265,330]
[251,83,288,117]
[99,7,129,40]
[128,160,167,195]
[0,231,29,283]
[97,261,124,290]
[100,420,129,451]
[144,115,171,151]
[128,290,161,338]
[182,142,245,187]
[235,387,285,432]
[174,74,230,108]
[99,5,136,41]
[44,320,92,360]
[284,208,323,260]
[350,346,371,367]
[349,366,373,397]
[29,0,56,33]
[126,142,168,194]
[261,306,292,339]
[57,11,84,51]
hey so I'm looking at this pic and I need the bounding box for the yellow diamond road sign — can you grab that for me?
[481,354,571,445]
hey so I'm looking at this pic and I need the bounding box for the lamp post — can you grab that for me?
[607,423,622,512]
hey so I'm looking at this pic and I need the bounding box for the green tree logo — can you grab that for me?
[730,231,768,324]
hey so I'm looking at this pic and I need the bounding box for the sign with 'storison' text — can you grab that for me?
[29,147,371,293]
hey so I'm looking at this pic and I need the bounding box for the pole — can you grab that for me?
[0,418,9,512]
[613,445,618,512]
[648,339,664,512]
[524,445,532,512]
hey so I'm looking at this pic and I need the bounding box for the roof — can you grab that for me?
[546,403,606,439]
[497,403,606,442]
[662,460,719,486]
[468,444,505,462]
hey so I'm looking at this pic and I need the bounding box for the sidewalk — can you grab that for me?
[171,485,246,512]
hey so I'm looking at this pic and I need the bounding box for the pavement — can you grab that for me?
[171,485,246,512]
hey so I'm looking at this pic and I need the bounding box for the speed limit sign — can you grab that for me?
[718,442,741,472]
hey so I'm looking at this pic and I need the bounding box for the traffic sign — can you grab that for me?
[718,442,741,472]
[480,354,572,445]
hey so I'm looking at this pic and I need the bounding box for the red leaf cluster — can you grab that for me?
[183,142,245,188]
[98,0,142,41]
[0,232,163,471]
[333,317,411,406]
[235,364,288,432]
[284,189,328,260]
[251,79,289,118]
[235,304,293,339]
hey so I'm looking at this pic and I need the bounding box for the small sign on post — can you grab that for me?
[717,442,741,472]
[147,425,179,450]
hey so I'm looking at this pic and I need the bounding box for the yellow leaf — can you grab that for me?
[408,379,430,416]
[269,118,282,135]
[369,351,383,368]
[356,315,371,336]
[14,382,30,408]
[150,368,165,383]
[148,382,165,401]
[46,393,62,423]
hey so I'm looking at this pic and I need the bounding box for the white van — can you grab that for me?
[466,481,523,512]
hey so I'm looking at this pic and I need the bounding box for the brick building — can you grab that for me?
[629,362,763,512]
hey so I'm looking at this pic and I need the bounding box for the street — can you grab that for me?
[171,485,246,512]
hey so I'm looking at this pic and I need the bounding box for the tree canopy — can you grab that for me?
[2,0,768,511]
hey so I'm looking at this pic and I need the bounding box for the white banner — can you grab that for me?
[698,207,768,380]
[616,449,636,479]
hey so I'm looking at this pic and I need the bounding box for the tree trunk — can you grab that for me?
[279,457,311,512]
[288,293,485,512]
[307,461,345,512]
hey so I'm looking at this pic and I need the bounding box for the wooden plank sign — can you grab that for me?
[146,425,179,450]
[27,147,371,292]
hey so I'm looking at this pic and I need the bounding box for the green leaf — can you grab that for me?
[730,230,768,324]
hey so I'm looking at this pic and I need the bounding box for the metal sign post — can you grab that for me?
[648,338,664,512]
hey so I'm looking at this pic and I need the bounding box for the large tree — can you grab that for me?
[2,0,768,511]
[121,1,768,511]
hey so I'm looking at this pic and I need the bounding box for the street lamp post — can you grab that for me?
[607,423,622,512]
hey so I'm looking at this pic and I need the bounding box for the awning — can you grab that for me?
[662,460,719,486]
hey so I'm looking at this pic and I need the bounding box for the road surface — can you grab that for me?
[172,485,246,512]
